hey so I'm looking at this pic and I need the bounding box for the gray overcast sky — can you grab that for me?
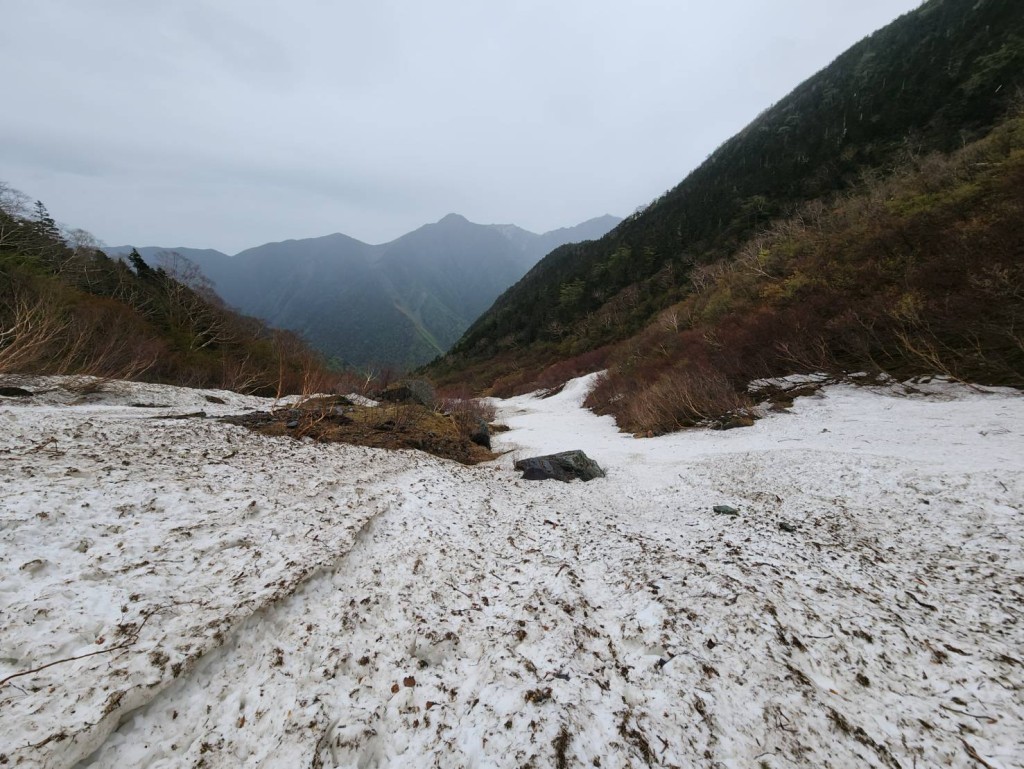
[2,0,920,254]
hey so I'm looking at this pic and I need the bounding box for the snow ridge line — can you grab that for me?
[0,388,407,769]
[63,497,394,769]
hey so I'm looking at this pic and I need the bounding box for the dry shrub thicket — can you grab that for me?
[236,379,498,465]
[437,385,497,437]
[0,192,361,398]
[585,116,1024,434]
[490,346,613,399]
[0,271,346,397]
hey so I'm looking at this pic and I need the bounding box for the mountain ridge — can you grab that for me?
[107,213,621,369]
[429,0,1024,406]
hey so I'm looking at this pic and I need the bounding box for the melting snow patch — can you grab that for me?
[1,374,1022,768]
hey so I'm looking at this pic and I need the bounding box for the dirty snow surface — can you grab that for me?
[1,375,1022,769]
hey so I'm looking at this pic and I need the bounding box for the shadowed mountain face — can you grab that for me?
[108,213,620,370]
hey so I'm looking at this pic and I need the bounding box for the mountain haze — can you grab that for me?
[109,214,620,369]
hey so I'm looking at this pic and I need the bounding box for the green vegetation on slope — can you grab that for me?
[0,186,335,395]
[586,115,1024,432]
[429,0,1024,390]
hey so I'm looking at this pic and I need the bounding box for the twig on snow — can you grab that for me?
[939,704,996,722]
[24,436,59,455]
[0,607,161,689]
[448,582,473,599]
[150,411,206,420]
[905,591,938,611]
[960,738,998,769]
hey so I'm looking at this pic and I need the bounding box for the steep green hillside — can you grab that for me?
[431,0,1024,387]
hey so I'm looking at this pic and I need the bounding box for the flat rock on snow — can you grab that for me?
[0,373,1022,768]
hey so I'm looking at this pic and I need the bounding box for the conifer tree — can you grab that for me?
[31,200,60,242]
[127,248,155,279]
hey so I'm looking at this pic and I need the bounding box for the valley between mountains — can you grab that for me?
[106,213,620,371]
[2,375,1021,768]
[2,1,1024,767]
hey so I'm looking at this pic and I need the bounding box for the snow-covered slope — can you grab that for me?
[1,375,1022,768]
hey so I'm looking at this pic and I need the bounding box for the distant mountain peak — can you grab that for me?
[112,211,621,370]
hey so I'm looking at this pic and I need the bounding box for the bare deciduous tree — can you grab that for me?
[155,251,219,303]
[0,287,70,373]
[0,181,32,251]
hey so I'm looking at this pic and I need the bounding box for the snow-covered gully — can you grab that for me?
[2,375,1022,768]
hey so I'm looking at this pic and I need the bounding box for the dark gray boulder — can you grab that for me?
[0,386,33,397]
[514,450,605,482]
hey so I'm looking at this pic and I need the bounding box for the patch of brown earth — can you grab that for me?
[222,396,497,465]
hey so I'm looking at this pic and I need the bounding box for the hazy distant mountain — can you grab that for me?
[108,213,620,369]
[533,214,622,256]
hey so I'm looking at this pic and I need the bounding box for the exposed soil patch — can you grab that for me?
[222,396,497,465]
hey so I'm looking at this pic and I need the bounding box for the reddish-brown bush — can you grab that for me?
[587,115,1024,433]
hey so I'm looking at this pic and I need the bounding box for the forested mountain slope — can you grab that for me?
[429,0,1024,402]
[0,187,331,395]
[586,115,1024,432]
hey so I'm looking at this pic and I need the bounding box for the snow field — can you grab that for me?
[1,374,1022,767]
[0,380,398,767]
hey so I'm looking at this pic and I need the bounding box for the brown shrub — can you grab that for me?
[588,363,751,435]
[0,280,70,373]
[438,394,497,442]
[533,346,612,392]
